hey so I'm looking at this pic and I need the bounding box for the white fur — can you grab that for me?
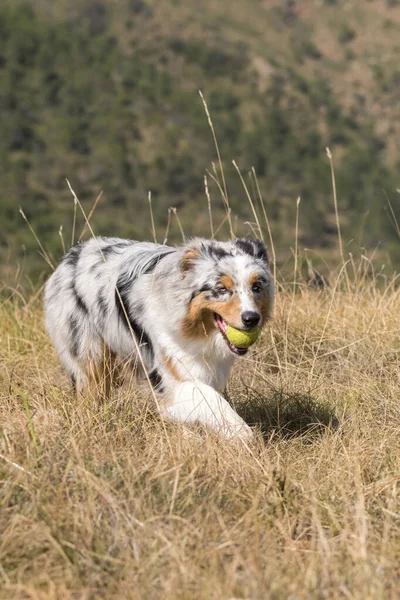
[163,382,252,440]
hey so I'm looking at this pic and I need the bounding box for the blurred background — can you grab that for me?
[1,0,400,282]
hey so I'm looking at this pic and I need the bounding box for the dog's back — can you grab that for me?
[44,237,175,390]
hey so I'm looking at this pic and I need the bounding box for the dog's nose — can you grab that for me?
[241,311,260,328]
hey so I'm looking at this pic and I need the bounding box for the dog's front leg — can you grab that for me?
[162,381,253,441]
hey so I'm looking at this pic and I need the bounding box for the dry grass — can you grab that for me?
[1,265,400,599]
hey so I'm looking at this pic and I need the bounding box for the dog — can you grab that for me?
[44,236,274,440]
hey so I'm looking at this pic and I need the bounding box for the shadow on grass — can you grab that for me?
[233,387,340,442]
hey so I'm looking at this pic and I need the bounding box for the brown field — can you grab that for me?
[1,260,400,599]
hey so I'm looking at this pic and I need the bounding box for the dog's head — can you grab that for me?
[180,238,274,355]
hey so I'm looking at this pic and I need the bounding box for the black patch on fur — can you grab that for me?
[64,244,89,314]
[207,243,231,260]
[72,283,89,315]
[101,245,116,257]
[115,275,153,358]
[213,287,229,299]
[190,283,214,302]
[76,293,89,315]
[142,251,175,275]
[200,283,213,293]
[235,238,269,264]
[71,374,76,391]
[148,368,164,392]
[63,243,83,267]
[101,241,132,259]
[70,316,80,357]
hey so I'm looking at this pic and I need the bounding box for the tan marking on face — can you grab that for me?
[181,293,243,339]
[163,354,184,381]
[220,274,234,290]
[211,295,242,328]
[249,272,260,287]
[181,248,200,273]
[181,294,215,338]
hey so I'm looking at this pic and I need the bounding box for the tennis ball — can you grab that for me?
[226,325,261,348]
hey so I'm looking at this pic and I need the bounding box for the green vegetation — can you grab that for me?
[1,0,400,279]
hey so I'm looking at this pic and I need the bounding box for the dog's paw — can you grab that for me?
[221,419,254,442]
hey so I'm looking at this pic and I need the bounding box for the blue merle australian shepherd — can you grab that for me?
[45,237,274,440]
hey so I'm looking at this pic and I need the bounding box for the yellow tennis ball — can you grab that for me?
[226,325,261,348]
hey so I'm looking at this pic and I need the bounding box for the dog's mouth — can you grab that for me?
[214,313,248,356]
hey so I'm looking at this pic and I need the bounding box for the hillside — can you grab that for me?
[1,272,400,598]
[1,0,400,279]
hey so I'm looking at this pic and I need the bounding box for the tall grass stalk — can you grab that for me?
[171,207,186,242]
[200,90,235,239]
[148,191,157,244]
[78,190,103,242]
[232,160,264,242]
[19,208,54,271]
[204,174,214,239]
[251,167,277,284]
[71,196,77,247]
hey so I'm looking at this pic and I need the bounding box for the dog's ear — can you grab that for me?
[253,240,269,265]
[234,238,269,265]
[181,247,201,273]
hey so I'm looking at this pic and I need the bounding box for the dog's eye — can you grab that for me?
[252,283,263,294]
[216,286,228,294]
